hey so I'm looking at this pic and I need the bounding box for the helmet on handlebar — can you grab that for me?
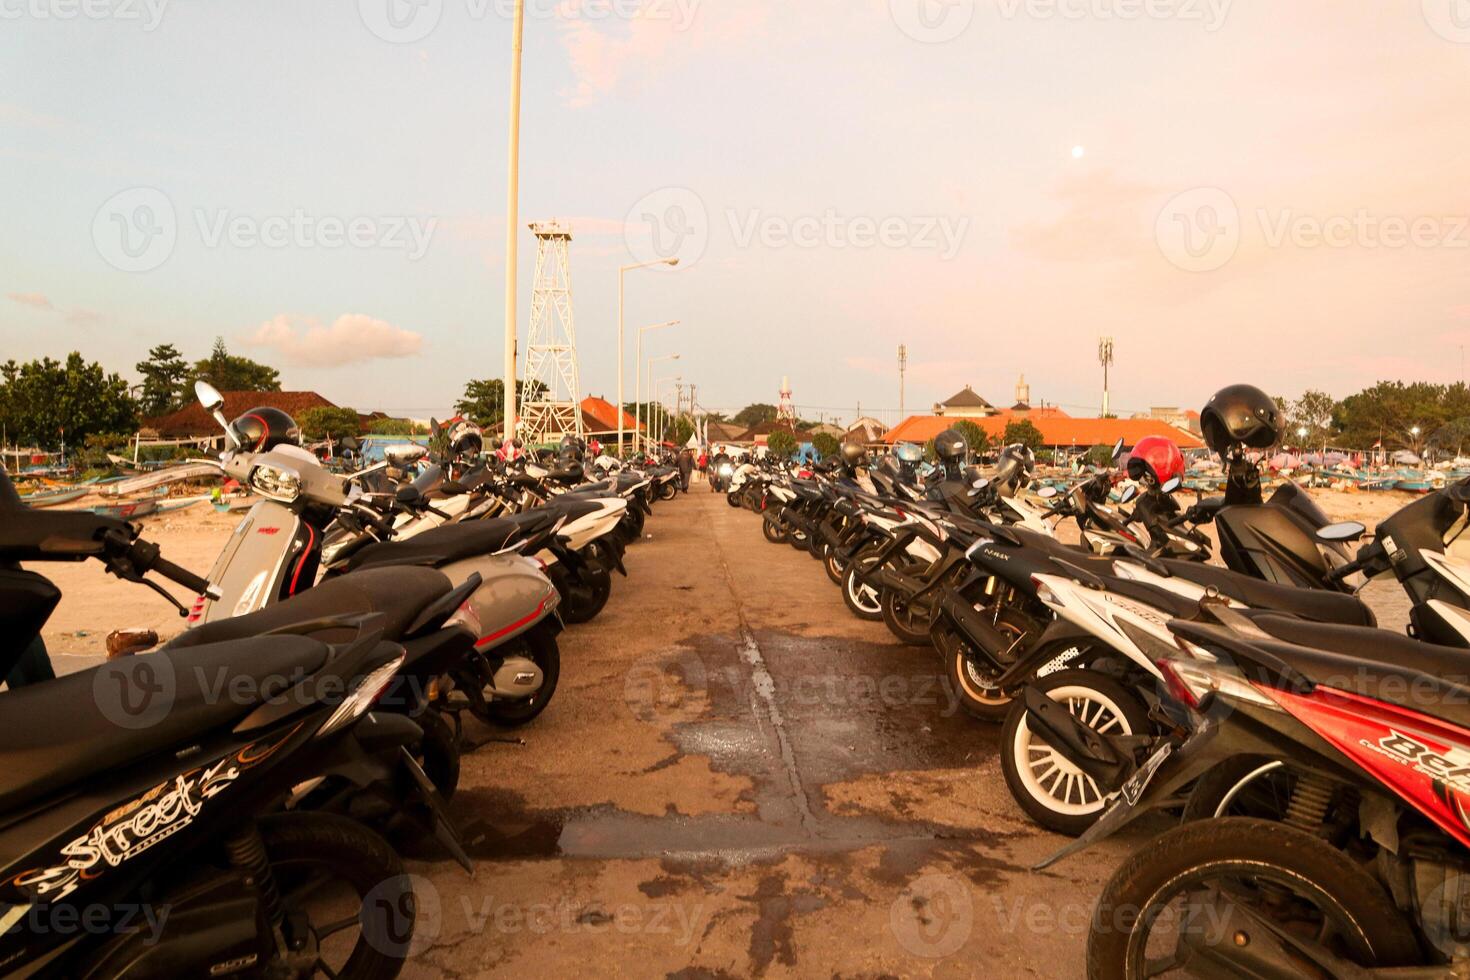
[933,429,968,464]
[447,418,484,458]
[1200,384,1283,455]
[231,407,300,452]
[1126,435,1184,487]
[840,442,868,468]
[991,444,1035,496]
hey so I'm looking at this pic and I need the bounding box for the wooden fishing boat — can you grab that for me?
[20,486,89,508]
[91,499,159,520]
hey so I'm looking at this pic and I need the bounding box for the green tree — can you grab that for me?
[1086,443,1115,469]
[811,432,841,459]
[190,338,281,393]
[767,429,797,458]
[0,353,137,450]
[951,419,989,459]
[1334,381,1452,449]
[298,406,363,441]
[370,418,429,436]
[456,378,545,428]
[734,403,778,426]
[135,343,189,417]
[1001,418,1045,454]
[1287,389,1339,448]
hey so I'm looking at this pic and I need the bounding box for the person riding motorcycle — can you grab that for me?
[710,447,732,492]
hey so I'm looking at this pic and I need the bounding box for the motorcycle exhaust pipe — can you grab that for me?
[937,590,1018,673]
[1019,685,1130,792]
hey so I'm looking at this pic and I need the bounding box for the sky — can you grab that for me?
[3,0,1470,427]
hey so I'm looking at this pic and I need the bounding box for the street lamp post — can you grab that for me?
[635,320,680,453]
[646,354,680,453]
[654,376,681,449]
[618,259,679,454]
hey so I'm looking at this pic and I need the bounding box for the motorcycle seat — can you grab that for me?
[1193,613,1470,730]
[168,567,455,646]
[0,635,329,811]
[343,518,524,571]
[1161,560,1375,627]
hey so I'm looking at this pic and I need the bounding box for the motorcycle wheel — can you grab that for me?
[933,614,1031,722]
[824,546,849,585]
[1000,669,1149,836]
[477,628,561,728]
[257,811,416,979]
[726,492,742,508]
[414,708,460,800]
[880,580,938,646]
[788,525,810,551]
[841,549,884,621]
[560,563,613,624]
[621,506,646,541]
[582,538,621,576]
[762,515,789,544]
[1086,818,1419,979]
[659,481,678,501]
[1180,756,1311,823]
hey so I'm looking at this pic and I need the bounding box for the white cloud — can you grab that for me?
[244,314,423,368]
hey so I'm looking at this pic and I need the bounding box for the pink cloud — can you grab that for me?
[244,314,423,367]
[7,292,54,310]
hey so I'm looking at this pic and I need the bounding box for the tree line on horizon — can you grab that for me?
[7,344,1470,460]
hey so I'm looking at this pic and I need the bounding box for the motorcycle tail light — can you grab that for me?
[316,654,406,738]
[1031,575,1062,608]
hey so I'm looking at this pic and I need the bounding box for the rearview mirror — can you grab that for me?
[1317,522,1366,543]
[194,380,224,413]
[1112,438,1126,461]
[386,444,429,468]
[1037,486,1059,499]
[972,478,990,490]
[1161,476,1182,494]
[1119,484,1138,504]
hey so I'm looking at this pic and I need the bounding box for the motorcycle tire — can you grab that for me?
[880,587,937,646]
[257,812,416,980]
[841,548,884,621]
[659,481,678,501]
[476,627,561,728]
[414,708,460,801]
[934,608,1035,722]
[560,563,612,624]
[824,546,849,585]
[726,492,742,509]
[1086,818,1419,979]
[762,515,789,544]
[1000,669,1149,836]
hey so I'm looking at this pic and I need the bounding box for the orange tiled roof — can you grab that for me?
[884,414,1203,449]
[580,396,641,433]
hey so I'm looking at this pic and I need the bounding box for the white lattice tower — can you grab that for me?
[778,376,796,428]
[520,221,584,446]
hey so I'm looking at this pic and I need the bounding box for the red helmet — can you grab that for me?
[1126,436,1184,487]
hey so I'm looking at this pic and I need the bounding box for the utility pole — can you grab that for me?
[897,345,908,419]
[1098,337,1115,418]
[502,0,525,437]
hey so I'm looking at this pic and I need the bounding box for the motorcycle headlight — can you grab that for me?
[719,465,733,477]
[250,463,302,502]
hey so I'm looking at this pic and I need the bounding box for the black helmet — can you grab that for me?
[448,419,484,458]
[1200,384,1283,454]
[992,444,1035,494]
[231,407,300,452]
[840,442,867,468]
[560,434,586,456]
[933,428,968,463]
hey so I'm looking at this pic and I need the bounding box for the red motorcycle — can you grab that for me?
[1037,600,1470,978]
